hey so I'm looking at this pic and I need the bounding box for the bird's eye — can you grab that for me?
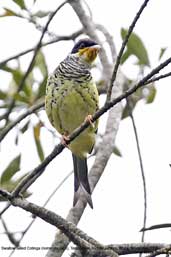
[79,43,85,49]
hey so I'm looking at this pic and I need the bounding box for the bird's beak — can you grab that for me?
[79,44,101,63]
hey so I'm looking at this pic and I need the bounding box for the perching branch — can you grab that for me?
[106,0,151,101]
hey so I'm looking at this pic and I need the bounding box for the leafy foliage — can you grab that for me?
[158,47,167,60]
[113,146,122,157]
[0,155,21,184]
[33,122,45,162]
[122,82,156,119]
[121,28,150,67]
[13,0,26,9]
[0,155,31,201]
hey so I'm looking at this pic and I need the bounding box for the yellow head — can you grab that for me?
[71,38,101,63]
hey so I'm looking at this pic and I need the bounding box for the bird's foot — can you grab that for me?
[85,114,94,128]
[61,133,70,147]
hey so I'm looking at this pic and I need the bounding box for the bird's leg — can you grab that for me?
[61,132,70,147]
[84,114,94,128]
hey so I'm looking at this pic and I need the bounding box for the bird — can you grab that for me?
[45,38,100,208]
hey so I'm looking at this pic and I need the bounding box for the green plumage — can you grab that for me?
[45,39,99,208]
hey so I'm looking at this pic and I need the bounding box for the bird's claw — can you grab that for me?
[61,134,70,147]
[85,114,94,128]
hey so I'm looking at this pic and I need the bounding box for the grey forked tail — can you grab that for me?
[72,154,93,208]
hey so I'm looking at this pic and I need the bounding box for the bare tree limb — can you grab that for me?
[107,243,170,255]
[0,188,118,257]
[0,189,170,256]
[145,245,171,257]
[106,0,151,102]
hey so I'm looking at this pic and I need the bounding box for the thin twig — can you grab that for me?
[127,100,147,245]
[1,217,19,247]
[0,0,68,123]
[106,0,150,102]
[144,72,171,85]
[0,203,11,216]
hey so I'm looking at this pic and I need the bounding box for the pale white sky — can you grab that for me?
[1,1,171,257]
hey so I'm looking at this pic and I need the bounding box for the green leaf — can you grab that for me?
[35,51,48,77]
[121,28,150,66]
[36,77,47,99]
[0,172,31,201]
[158,47,167,60]
[113,146,122,157]
[0,8,19,17]
[122,94,137,119]
[145,84,156,104]
[120,49,131,64]
[33,123,44,162]
[13,0,26,9]
[0,90,7,100]
[1,65,33,102]
[33,11,50,18]
[0,155,21,184]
